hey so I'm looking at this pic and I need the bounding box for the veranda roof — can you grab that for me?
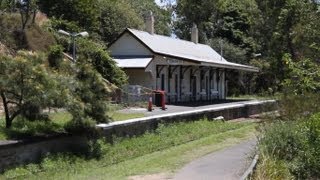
[113,57,153,68]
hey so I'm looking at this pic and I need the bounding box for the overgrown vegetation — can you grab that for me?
[255,56,320,179]
[1,119,254,179]
[256,113,320,179]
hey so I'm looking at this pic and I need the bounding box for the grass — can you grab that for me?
[0,113,69,140]
[108,112,145,121]
[254,153,294,180]
[48,111,72,126]
[76,125,256,180]
[0,111,144,140]
[1,119,256,179]
[227,94,274,100]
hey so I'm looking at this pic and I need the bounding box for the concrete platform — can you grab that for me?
[97,100,277,138]
[119,99,269,117]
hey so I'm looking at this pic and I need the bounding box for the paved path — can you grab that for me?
[173,139,257,180]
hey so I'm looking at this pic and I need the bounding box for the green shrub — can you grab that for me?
[259,121,306,161]
[279,93,320,121]
[48,44,64,68]
[0,116,65,140]
[259,113,320,179]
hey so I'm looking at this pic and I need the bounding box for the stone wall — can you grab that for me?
[0,135,87,173]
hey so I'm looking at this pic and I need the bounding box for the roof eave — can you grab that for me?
[119,67,146,69]
[201,62,259,72]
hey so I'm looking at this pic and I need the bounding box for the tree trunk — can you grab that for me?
[32,10,37,24]
[0,92,12,128]
[5,117,12,128]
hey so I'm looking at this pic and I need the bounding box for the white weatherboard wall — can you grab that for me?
[109,32,152,56]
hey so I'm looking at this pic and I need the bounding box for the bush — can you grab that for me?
[279,93,320,121]
[259,113,320,179]
[0,116,65,140]
[48,44,64,68]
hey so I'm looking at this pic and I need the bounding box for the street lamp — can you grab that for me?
[253,53,262,58]
[58,30,89,62]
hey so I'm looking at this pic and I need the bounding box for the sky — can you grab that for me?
[155,0,167,6]
[155,0,176,6]
[155,0,163,6]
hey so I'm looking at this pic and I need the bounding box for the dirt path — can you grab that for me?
[173,139,257,180]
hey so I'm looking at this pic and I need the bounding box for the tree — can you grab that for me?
[0,51,70,127]
[0,0,16,13]
[97,0,172,43]
[38,0,99,32]
[174,0,261,94]
[126,0,172,36]
[174,0,259,62]
[39,0,172,43]
[0,49,114,128]
[17,0,38,30]
[73,63,111,124]
[281,54,320,94]
[98,0,144,43]
[253,0,320,90]
[77,38,128,87]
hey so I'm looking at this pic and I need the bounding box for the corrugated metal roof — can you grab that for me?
[114,57,153,68]
[127,28,258,72]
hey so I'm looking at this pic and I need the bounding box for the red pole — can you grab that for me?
[161,91,166,110]
[148,96,153,111]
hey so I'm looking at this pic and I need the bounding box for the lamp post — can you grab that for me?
[58,30,89,62]
[253,53,262,58]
